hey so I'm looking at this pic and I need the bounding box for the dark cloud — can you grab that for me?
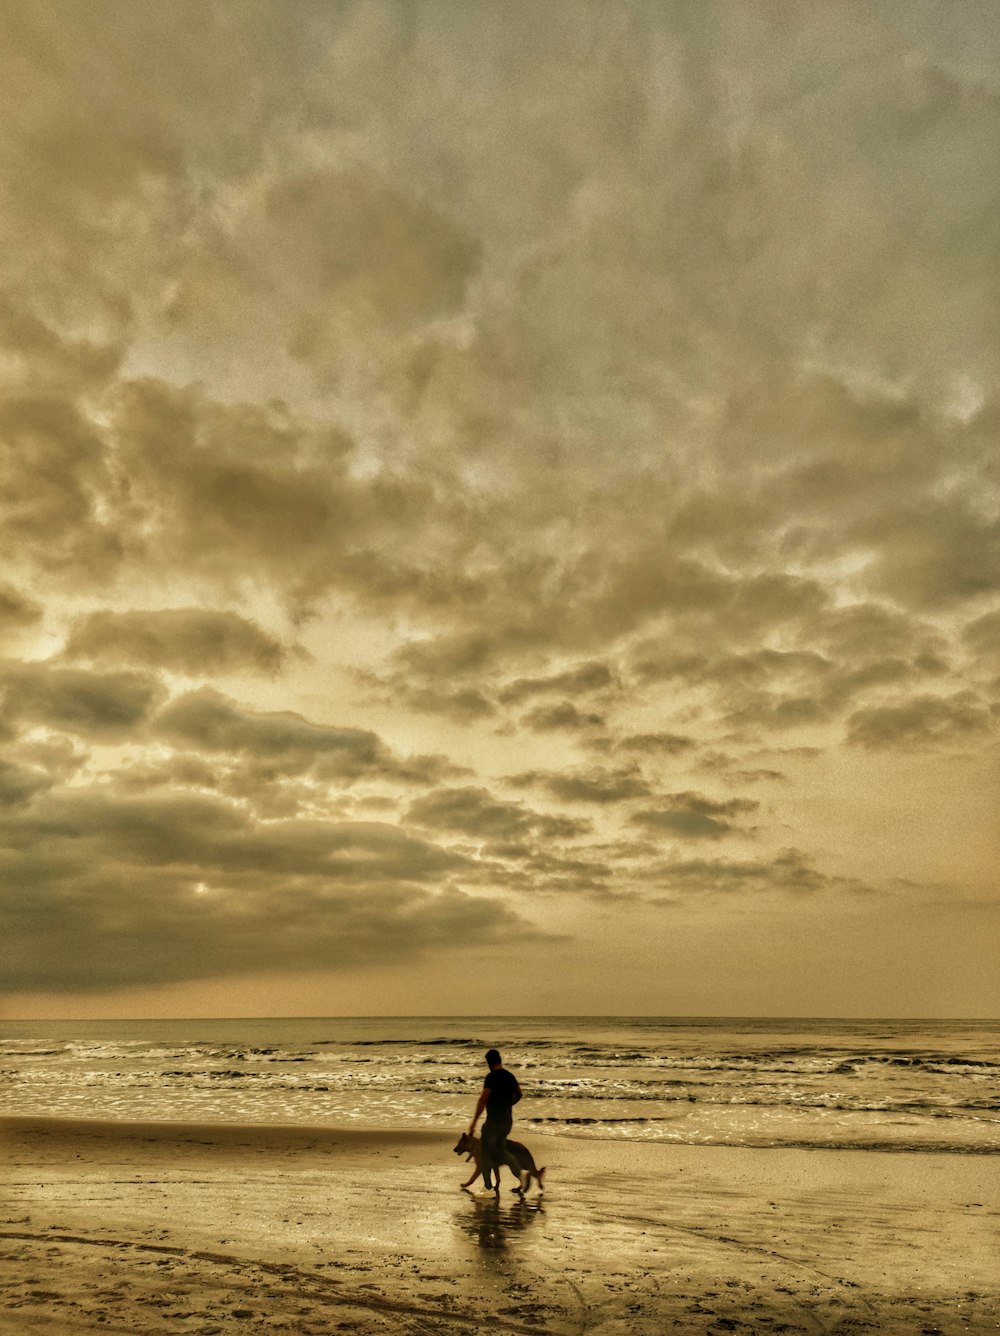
[384,682,497,723]
[618,732,697,756]
[963,608,1000,663]
[156,689,383,779]
[112,752,221,796]
[520,701,605,733]
[601,568,832,657]
[846,691,996,750]
[646,849,872,898]
[0,758,53,806]
[0,582,43,643]
[510,765,652,805]
[724,693,829,733]
[821,657,940,710]
[17,377,475,620]
[112,380,356,600]
[632,646,822,689]
[488,847,616,898]
[0,662,163,739]
[631,792,760,840]
[406,785,588,843]
[480,841,534,862]
[0,785,537,993]
[263,168,480,329]
[632,639,951,738]
[64,608,289,676]
[0,394,123,582]
[155,689,464,797]
[0,293,124,394]
[698,752,788,785]
[845,474,1000,611]
[393,633,504,680]
[805,602,946,663]
[113,749,408,822]
[499,661,615,706]
[6,732,88,782]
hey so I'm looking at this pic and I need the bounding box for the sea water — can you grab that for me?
[1,1016,997,1153]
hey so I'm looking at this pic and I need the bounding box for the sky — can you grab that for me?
[0,1,998,1020]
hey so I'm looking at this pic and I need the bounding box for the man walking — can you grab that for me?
[469,1048,530,1199]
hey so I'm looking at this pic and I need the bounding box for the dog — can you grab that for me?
[452,1130,546,1194]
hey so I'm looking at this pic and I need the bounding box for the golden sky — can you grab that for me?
[1,1,998,1019]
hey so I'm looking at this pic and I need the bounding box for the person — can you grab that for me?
[468,1048,529,1199]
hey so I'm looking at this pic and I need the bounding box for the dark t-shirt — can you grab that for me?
[483,1067,521,1122]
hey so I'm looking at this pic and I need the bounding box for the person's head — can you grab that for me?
[485,1048,502,1069]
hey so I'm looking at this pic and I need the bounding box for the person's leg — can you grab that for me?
[479,1131,496,1191]
[480,1123,505,1193]
[490,1118,531,1191]
[485,1118,525,1185]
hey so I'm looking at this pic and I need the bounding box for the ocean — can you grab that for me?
[1,1016,997,1154]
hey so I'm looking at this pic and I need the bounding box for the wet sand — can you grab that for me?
[1,1115,997,1334]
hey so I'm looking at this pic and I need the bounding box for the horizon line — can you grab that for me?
[5,1012,998,1024]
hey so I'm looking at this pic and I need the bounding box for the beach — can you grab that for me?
[1,1116,997,1334]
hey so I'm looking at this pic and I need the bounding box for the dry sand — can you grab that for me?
[1,1115,997,1334]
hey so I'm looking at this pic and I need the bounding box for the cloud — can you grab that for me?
[380,681,497,723]
[0,393,123,583]
[406,785,588,843]
[632,637,951,739]
[805,602,946,663]
[854,497,1000,609]
[0,3,997,1006]
[631,791,760,840]
[112,381,355,599]
[0,293,124,395]
[645,848,872,898]
[0,785,537,993]
[112,748,389,822]
[963,608,1000,663]
[618,732,697,756]
[698,752,788,785]
[262,168,481,328]
[499,661,615,705]
[0,662,163,739]
[846,691,996,750]
[64,607,289,675]
[0,582,43,644]
[520,701,605,733]
[156,689,383,772]
[511,765,652,805]
[5,731,88,782]
[155,688,446,786]
[485,847,616,898]
[0,759,53,806]
[392,632,505,680]
[98,377,521,623]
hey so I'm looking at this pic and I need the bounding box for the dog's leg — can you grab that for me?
[462,1149,483,1191]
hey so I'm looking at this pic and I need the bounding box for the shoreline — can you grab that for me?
[3,1110,996,1155]
[3,1115,998,1333]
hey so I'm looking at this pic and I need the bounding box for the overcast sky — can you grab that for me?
[1,1,997,1019]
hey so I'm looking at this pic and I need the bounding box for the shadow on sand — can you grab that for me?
[456,1193,545,1251]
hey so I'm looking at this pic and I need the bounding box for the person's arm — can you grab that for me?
[469,1085,490,1133]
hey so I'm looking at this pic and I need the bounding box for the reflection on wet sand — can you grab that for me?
[456,1195,545,1251]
